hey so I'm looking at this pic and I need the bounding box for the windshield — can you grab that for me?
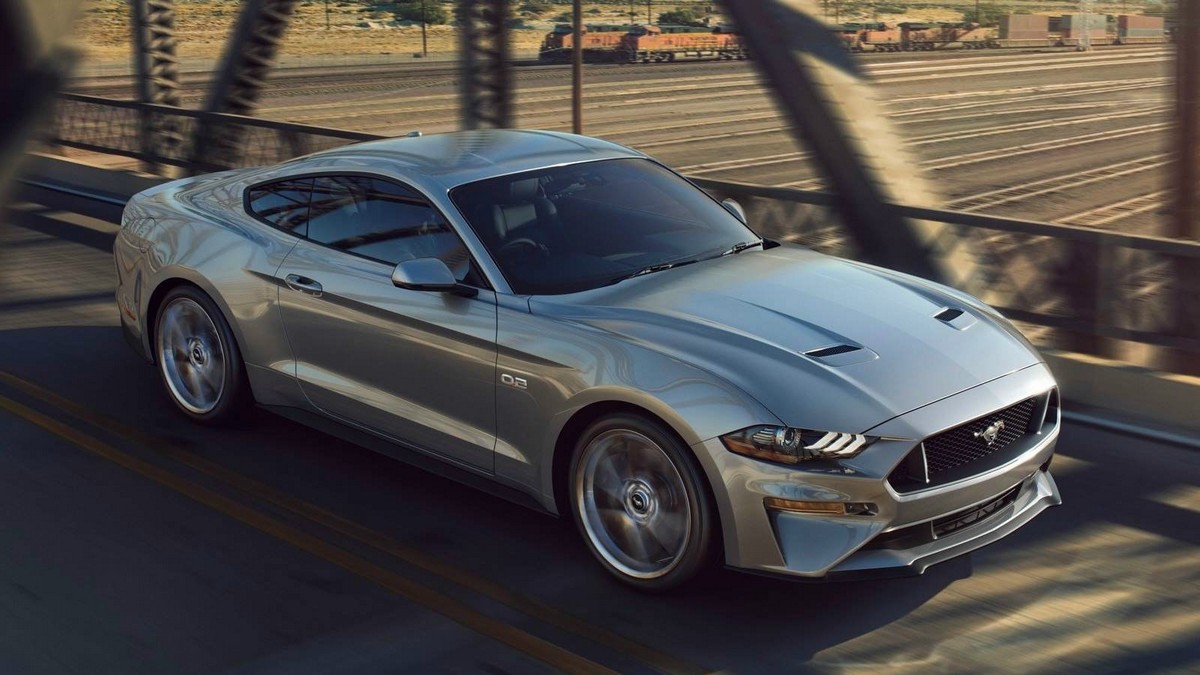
[449,158,757,295]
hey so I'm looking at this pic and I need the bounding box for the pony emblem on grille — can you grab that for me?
[974,420,1006,446]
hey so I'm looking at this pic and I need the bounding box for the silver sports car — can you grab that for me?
[116,130,1062,590]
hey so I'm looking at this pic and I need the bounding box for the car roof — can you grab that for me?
[292,129,646,189]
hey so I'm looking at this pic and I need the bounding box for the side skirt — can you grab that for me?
[260,403,550,515]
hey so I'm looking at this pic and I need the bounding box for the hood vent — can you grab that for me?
[803,343,878,367]
[805,344,861,358]
[934,306,977,331]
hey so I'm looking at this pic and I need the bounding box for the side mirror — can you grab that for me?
[721,197,747,224]
[392,258,475,296]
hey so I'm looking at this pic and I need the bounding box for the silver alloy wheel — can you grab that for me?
[576,429,692,580]
[157,297,226,415]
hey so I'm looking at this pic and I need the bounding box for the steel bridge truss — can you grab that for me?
[0,0,82,202]
[130,0,181,171]
[459,0,512,130]
[189,0,298,171]
[63,0,1200,371]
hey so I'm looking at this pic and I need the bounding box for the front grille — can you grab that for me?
[923,398,1037,477]
[888,394,1049,493]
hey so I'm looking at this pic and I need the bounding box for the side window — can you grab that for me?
[307,175,474,283]
[246,178,313,235]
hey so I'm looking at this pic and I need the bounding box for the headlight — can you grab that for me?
[720,425,875,465]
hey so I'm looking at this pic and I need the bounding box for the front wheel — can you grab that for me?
[570,413,718,591]
[155,285,250,424]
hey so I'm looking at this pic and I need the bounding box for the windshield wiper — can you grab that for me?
[608,258,701,286]
[606,241,763,287]
[720,240,764,256]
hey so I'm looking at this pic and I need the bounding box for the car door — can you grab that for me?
[275,174,497,472]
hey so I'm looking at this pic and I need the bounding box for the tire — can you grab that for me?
[569,413,718,591]
[154,285,251,425]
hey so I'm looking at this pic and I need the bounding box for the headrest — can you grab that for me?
[509,178,540,202]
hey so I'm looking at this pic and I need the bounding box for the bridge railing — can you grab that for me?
[40,94,1200,369]
[693,179,1200,366]
[46,93,380,173]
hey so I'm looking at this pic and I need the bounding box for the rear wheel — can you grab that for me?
[155,285,250,424]
[570,413,717,591]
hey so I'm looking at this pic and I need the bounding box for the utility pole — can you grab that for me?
[647,0,652,25]
[572,0,582,134]
[975,0,980,24]
[420,0,428,56]
[324,0,330,29]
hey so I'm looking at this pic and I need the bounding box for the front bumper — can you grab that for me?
[823,468,1059,580]
[693,362,1062,579]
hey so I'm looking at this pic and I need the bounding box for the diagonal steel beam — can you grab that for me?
[190,0,297,170]
[0,0,82,206]
[718,0,956,283]
[129,0,180,171]
[459,0,512,130]
[1170,0,1199,373]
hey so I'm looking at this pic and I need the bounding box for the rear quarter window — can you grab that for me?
[246,178,314,236]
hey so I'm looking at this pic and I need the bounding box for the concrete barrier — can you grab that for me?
[15,152,167,221]
[19,152,166,199]
[1045,351,1200,444]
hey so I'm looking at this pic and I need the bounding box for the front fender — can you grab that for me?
[494,303,782,514]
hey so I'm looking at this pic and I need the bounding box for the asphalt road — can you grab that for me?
[1,189,1198,672]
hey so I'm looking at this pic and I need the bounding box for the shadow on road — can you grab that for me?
[2,324,1197,672]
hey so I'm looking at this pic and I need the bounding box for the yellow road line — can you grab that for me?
[0,370,708,675]
[0,390,615,675]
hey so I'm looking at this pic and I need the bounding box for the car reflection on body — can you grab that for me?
[115,130,1061,590]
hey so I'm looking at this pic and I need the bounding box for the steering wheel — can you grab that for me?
[497,237,549,260]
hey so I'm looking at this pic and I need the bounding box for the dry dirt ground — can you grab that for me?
[71,1,1157,67]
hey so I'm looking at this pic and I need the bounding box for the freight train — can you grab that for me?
[836,22,998,52]
[539,14,1166,64]
[538,23,631,60]
[539,23,747,63]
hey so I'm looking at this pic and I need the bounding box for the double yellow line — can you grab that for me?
[0,370,707,675]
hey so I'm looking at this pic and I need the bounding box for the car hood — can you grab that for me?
[531,245,1041,434]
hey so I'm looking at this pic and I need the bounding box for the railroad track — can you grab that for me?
[676,108,1168,177]
[295,73,1167,141]
[1055,190,1168,228]
[265,52,1171,121]
[888,76,1167,116]
[60,44,1172,233]
[67,57,761,102]
[946,155,1170,212]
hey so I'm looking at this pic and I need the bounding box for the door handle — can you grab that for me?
[284,274,323,296]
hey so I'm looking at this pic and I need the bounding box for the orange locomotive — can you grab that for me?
[539,24,632,62]
[539,24,748,63]
[618,24,748,63]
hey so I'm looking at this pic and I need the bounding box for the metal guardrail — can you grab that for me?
[694,179,1200,361]
[47,93,379,173]
[42,93,1200,365]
